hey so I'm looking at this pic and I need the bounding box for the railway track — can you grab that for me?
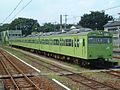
[102,70,120,78]
[113,50,120,53]
[113,50,120,59]
[113,56,120,59]
[0,50,58,90]
[19,51,120,90]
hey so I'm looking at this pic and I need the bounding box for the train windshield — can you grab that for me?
[88,37,112,44]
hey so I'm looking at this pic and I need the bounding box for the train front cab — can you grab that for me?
[87,31,117,68]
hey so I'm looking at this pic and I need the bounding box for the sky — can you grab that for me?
[0,0,120,25]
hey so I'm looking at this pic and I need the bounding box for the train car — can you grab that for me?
[9,31,116,68]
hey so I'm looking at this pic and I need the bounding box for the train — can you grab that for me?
[9,30,117,68]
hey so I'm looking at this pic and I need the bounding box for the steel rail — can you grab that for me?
[104,70,120,78]
[65,75,97,90]
[24,53,119,90]
[0,51,41,90]
[113,50,120,53]
[0,57,20,90]
[110,70,120,73]
[113,56,120,59]
[113,50,120,59]
[73,73,118,90]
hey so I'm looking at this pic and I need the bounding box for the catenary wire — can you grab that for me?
[9,0,33,22]
[1,0,23,24]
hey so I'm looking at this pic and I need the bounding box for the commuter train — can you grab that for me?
[9,31,117,68]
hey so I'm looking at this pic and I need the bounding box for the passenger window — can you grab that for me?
[83,39,85,46]
[77,39,79,47]
[74,39,76,47]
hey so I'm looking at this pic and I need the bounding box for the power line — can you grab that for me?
[9,0,33,22]
[1,0,23,24]
[102,5,120,11]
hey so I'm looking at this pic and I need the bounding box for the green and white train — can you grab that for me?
[9,31,116,68]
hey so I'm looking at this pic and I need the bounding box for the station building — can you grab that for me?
[0,30,22,44]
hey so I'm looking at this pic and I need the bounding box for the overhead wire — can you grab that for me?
[1,0,23,24]
[102,5,120,12]
[9,0,33,22]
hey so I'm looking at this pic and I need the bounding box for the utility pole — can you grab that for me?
[118,13,120,21]
[60,15,63,31]
[64,14,68,30]
[53,21,57,32]
[118,13,120,48]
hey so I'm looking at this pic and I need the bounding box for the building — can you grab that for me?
[0,31,9,44]
[104,21,120,47]
[104,21,120,32]
[0,30,22,44]
[8,30,22,39]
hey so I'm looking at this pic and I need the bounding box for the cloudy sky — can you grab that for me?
[0,0,120,25]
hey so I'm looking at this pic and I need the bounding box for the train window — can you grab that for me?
[88,37,112,44]
[88,38,96,44]
[69,39,71,46]
[77,39,79,47]
[66,39,69,46]
[59,39,61,45]
[71,40,73,47]
[52,40,53,45]
[65,39,73,46]
[74,39,76,47]
[53,39,59,45]
[33,40,35,43]
[57,39,59,45]
[45,39,49,44]
[49,39,51,45]
[102,38,112,43]
[39,40,41,44]
[83,39,85,46]
[61,39,63,46]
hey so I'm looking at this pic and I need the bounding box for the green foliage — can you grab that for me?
[0,24,10,32]
[79,11,113,30]
[41,23,54,32]
[9,17,40,36]
[40,23,73,32]
[0,17,74,36]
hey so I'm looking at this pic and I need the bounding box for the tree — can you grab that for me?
[39,23,73,32]
[79,11,113,30]
[42,23,54,32]
[0,24,10,32]
[9,17,40,36]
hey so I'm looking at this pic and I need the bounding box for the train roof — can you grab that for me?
[14,30,112,40]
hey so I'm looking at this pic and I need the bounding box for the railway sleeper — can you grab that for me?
[0,73,37,79]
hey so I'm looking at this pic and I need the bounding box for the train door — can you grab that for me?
[74,37,80,57]
[82,38,86,57]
